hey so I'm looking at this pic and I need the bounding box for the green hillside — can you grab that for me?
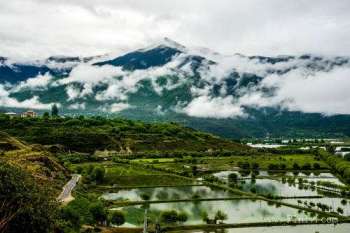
[0,114,248,154]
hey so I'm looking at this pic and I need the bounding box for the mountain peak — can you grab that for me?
[139,37,187,52]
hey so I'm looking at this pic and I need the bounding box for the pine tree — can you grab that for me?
[51,104,59,117]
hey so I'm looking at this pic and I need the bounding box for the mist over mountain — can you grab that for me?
[1,38,350,138]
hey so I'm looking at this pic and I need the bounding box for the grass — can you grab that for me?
[135,154,329,173]
[73,162,195,187]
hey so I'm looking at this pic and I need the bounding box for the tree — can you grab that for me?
[344,154,350,161]
[140,193,151,201]
[280,163,287,170]
[93,166,105,184]
[160,210,178,223]
[252,162,259,170]
[177,212,188,223]
[51,104,59,117]
[313,163,321,170]
[214,210,228,223]
[326,145,335,154]
[60,205,81,229]
[43,112,50,118]
[201,211,209,222]
[302,163,311,170]
[0,163,59,233]
[110,211,125,226]
[192,165,198,176]
[293,163,300,170]
[228,173,238,184]
[89,202,107,225]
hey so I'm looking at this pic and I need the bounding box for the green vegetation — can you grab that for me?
[110,210,126,226]
[320,150,350,183]
[160,210,188,224]
[51,104,59,117]
[0,115,247,153]
[2,113,350,232]
[136,154,329,175]
[0,162,59,233]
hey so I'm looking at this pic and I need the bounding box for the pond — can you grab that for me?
[213,171,346,192]
[246,143,284,148]
[117,199,317,226]
[101,186,231,201]
[238,178,320,197]
[180,224,350,233]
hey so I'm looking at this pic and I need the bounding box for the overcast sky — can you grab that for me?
[0,0,349,60]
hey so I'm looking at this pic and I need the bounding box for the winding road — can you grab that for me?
[57,174,81,203]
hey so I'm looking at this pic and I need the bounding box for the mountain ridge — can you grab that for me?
[1,39,350,138]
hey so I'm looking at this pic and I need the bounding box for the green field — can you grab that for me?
[131,154,329,173]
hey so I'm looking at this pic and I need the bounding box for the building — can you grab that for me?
[4,112,17,118]
[21,110,37,118]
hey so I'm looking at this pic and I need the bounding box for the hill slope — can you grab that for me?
[0,115,248,153]
[0,131,68,190]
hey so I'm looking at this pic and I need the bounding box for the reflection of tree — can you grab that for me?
[137,188,154,200]
[155,190,169,200]
[257,208,273,219]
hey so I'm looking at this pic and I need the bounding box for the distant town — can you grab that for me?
[4,110,38,118]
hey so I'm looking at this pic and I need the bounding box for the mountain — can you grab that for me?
[1,38,350,139]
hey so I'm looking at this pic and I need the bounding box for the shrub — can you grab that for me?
[313,163,321,170]
[0,163,59,233]
[228,173,238,183]
[302,163,311,170]
[177,212,188,223]
[89,202,107,224]
[293,163,300,170]
[160,210,179,223]
[110,211,125,226]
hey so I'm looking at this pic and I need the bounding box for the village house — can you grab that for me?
[21,110,37,118]
[4,112,17,118]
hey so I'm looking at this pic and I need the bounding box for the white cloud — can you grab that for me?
[182,96,245,118]
[179,55,350,118]
[100,103,130,113]
[13,73,52,91]
[66,85,80,100]
[259,67,350,115]
[0,84,55,110]
[59,64,125,85]
[68,102,86,110]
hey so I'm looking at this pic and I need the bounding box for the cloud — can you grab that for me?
[65,85,81,100]
[0,84,55,110]
[13,73,52,91]
[179,54,350,118]
[59,64,125,85]
[1,30,350,117]
[100,103,130,113]
[68,102,86,110]
[0,0,349,60]
[181,96,245,118]
[259,66,350,115]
